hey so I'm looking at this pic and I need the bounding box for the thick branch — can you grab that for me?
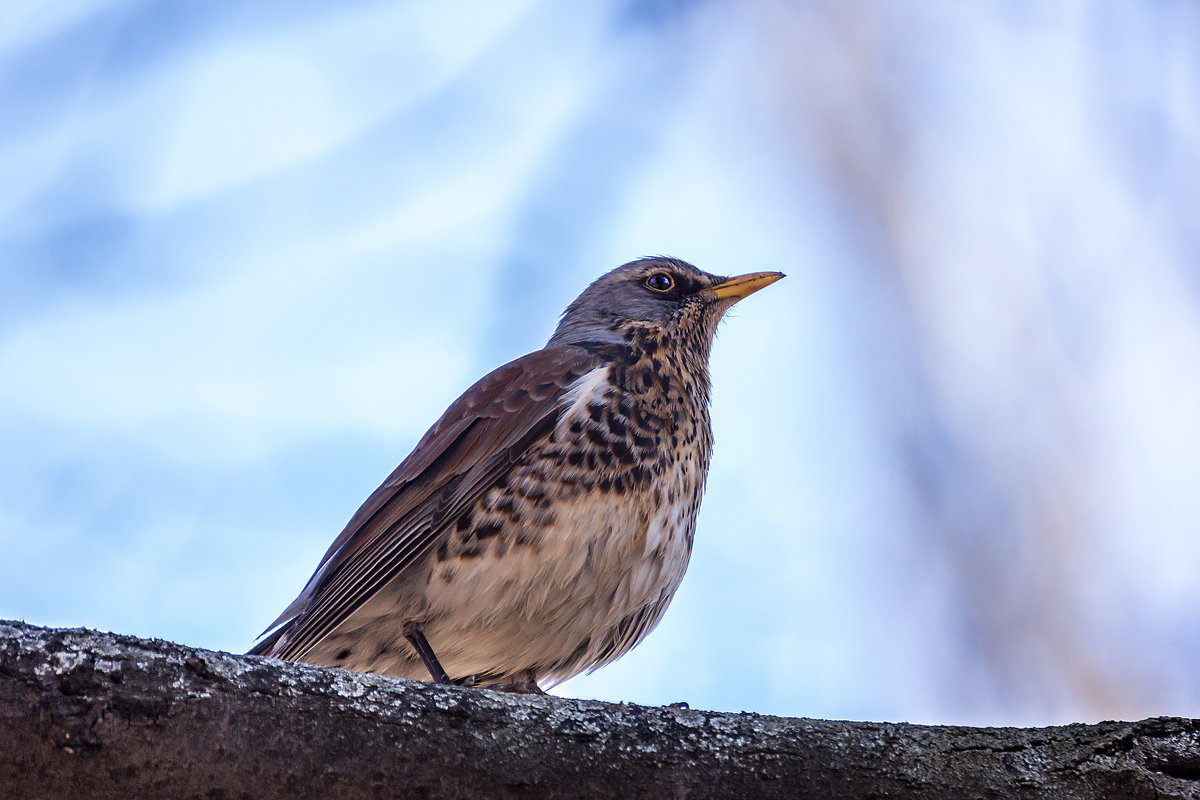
[1,620,1197,799]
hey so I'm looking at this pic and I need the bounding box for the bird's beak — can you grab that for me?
[704,271,785,302]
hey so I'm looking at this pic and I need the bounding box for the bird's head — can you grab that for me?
[548,257,784,364]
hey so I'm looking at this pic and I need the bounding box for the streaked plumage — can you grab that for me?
[250,257,783,690]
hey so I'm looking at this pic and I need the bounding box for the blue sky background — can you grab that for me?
[2,0,1199,726]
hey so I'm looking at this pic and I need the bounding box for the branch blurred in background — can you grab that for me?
[1,0,1196,726]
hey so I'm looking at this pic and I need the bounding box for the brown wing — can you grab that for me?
[250,345,602,661]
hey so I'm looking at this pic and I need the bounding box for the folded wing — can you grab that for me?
[250,345,601,661]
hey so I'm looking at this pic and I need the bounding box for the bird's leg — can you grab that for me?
[403,623,452,685]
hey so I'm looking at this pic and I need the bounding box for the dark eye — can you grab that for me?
[644,272,675,293]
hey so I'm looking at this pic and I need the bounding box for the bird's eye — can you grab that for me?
[644,272,675,293]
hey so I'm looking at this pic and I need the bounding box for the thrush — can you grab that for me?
[250,256,783,691]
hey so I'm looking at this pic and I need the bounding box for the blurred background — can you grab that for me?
[2,0,1198,727]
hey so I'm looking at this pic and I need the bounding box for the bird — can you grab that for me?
[249,256,783,692]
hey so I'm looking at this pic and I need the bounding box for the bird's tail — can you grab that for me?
[246,621,290,657]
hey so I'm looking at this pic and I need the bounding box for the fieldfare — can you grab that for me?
[250,256,783,691]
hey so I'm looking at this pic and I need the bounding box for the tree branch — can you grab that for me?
[1,619,1196,799]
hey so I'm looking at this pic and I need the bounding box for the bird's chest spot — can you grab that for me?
[553,359,711,488]
[541,361,707,597]
[428,362,707,615]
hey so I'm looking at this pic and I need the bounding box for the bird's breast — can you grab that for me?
[420,360,711,681]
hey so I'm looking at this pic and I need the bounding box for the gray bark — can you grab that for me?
[1,619,1197,799]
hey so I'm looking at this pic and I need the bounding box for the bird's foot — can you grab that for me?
[454,674,478,688]
[488,680,545,695]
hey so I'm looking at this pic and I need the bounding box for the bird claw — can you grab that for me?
[488,680,545,695]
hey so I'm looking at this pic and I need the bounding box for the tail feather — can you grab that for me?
[246,622,290,657]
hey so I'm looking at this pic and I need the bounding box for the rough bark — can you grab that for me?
[1,620,1197,799]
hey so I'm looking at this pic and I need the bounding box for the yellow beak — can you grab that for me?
[704,271,785,302]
